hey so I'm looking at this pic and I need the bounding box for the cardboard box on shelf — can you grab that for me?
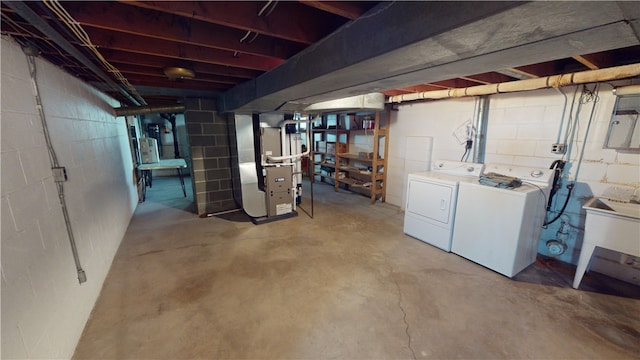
[327,142,347,154]
[358,151,374,159]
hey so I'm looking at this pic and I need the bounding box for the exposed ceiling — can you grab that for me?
[2,1,640,113]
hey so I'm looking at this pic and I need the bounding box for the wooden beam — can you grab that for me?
[460,76,491,85]
[122,1,348,45]
[298,1,372,20]
[504,67,539,79]
[101,49,263,79]
[431,78,479,88]
[62,2,303,61]
[398,84,443,92]
[83,27,282,71]
[462,72,517,84]
[381,89,412,96]
[572,55,599,70]
[573,52,617,70]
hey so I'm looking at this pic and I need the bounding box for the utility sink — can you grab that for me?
[573,197,640,289]
[584,197,640,219]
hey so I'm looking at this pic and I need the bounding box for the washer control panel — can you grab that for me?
[483,164,553,185]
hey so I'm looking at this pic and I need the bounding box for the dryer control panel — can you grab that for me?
[432,160,484,178]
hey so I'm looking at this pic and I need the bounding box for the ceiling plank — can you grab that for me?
[122,1,348,45]
[62,2,304,61]
[298,1,372,20]
[83,27,282,71]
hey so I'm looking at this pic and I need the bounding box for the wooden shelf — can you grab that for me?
[337,153,383,162]
[314,161,336,168]
[311,108,390,204]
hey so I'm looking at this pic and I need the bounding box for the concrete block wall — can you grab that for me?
[389,85,639,285]
[1,38,138,358]
[387,97,476,207]
[184,99,240,215]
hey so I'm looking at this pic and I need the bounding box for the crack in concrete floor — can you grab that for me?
[385,258,417,360]
[393,274,417,360]
[74,178,640,359]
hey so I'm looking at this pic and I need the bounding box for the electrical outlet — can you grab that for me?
[551,143,566,154]
[52,167,67,182]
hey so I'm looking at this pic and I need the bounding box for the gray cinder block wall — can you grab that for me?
[184,98,241,215]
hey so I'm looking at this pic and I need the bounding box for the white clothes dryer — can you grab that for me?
[404,160,484,252]
[451,163,554,277]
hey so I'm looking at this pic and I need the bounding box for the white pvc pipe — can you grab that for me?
[267,119,311,162]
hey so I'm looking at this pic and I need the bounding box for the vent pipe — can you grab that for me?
[389,63,640,103]
[472,96,489,163]
[113,105,186,117]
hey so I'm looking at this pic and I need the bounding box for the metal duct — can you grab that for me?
[613,84,640,96]
[5,1,144,106]
[304,93,385,112]
[389,63,640,103]
[472,96,489,164]
[113,105,186,117]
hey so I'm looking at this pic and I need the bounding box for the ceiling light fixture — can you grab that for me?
[163,67,195,80]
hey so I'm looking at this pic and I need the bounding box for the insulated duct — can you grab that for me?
[389,63,640,103]
[613,84,640,96]
[113,105,186,117]
[304,93,385,112]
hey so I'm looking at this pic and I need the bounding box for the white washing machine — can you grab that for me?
[451,163,554,278]
[404,160,484,252]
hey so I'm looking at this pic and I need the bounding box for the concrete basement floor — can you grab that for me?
[74,176,640,359]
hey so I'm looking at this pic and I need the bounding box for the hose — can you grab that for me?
[546,159,565,211]
[544,184,574,226]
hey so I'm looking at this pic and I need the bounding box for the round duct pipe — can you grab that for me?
[113,104,186,117]
[612,84,640,96]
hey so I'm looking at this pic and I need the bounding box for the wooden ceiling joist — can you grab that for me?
[63,2,303,61]
[83,27,283,71]
[102,50,263,79]
[299,1,373,20]
[505,67,539,79]
[122,1,349,45]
